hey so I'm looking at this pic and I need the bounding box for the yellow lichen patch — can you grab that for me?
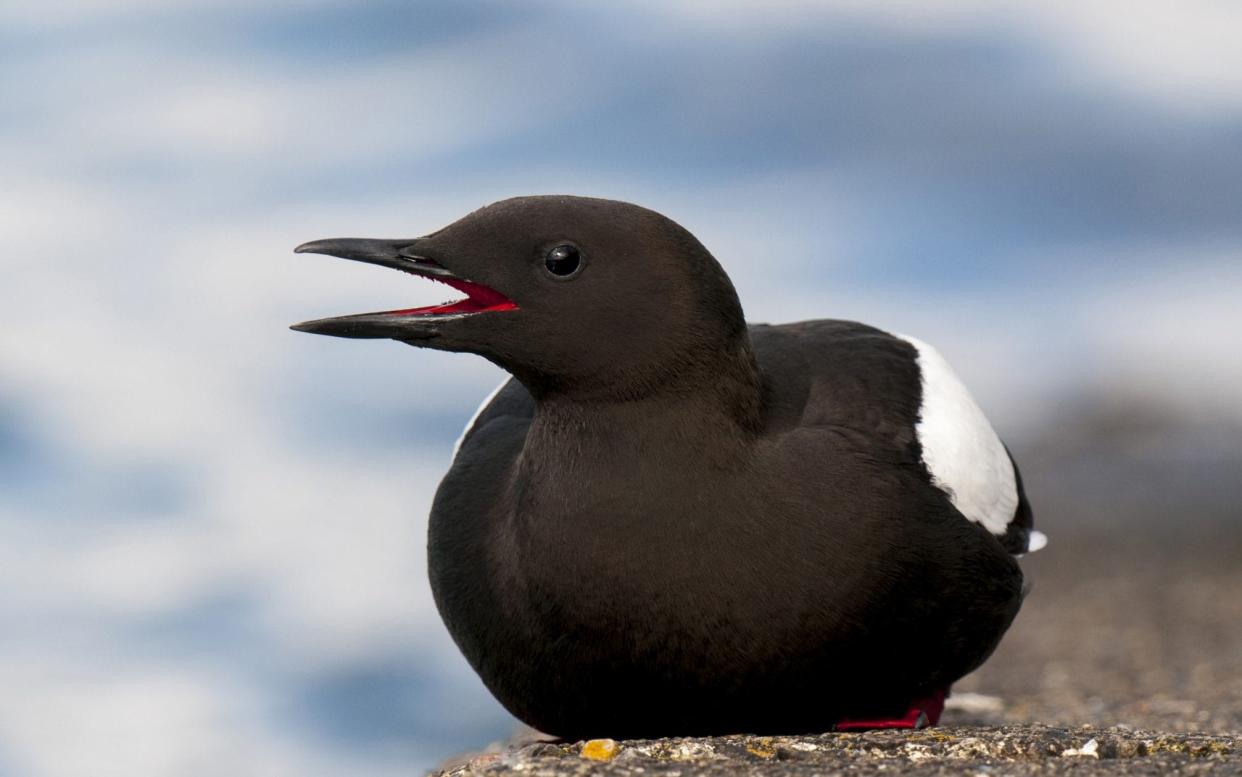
[580,738,620,761]
[1147,737,1233,757]
[746,743,776,759]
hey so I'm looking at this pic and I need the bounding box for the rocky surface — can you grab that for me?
[439,724,1236,775]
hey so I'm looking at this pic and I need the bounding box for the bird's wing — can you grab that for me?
[749,321,1043,556]
[450,376,535,464]
[1001,445,1044,555]
[896,335,1043,555]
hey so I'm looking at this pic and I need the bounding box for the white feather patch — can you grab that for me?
[451,378,509,462]
[1027,530,1048,552]
[898,335,1019,536]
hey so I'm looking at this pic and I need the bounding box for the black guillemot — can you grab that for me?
[292,195,1045,738]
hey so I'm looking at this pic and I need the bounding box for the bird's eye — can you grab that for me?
[544,244,581,277]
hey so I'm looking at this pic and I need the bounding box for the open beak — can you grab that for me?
[290,238,516,340]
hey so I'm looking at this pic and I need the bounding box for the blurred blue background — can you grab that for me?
[2,2,1240,775]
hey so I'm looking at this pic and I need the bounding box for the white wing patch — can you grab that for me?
[1027,530,1048,552]
[898,335,1018,536]
[450,378,509,462]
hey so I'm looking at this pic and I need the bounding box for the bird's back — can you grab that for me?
[450,318,1034,556]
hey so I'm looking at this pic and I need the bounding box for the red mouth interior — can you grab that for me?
[385,275,517,317]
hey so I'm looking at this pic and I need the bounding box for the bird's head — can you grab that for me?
[292,196,748,397]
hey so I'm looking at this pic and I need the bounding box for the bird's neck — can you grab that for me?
[521,337,764,473]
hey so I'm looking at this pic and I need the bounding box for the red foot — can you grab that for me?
[834,688,948,731]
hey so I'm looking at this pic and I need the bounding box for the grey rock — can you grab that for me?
[433,725,1237,776]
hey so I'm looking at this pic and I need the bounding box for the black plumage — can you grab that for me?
[292,196,1037,739]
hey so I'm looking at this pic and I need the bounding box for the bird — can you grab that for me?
[291,195,1045,740]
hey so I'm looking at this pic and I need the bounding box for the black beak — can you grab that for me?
[293,237,454,277]
[290,237,460,340]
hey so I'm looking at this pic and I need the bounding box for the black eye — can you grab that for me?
[544,244,581,277]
